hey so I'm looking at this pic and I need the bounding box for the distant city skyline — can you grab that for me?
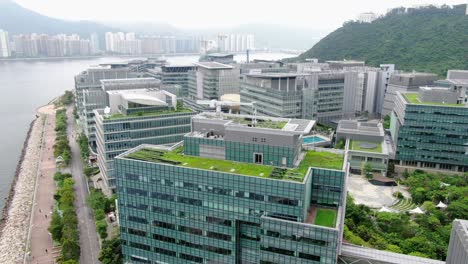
[13,0,466,31]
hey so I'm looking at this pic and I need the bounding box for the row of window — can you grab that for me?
[124,174,301,207]
[127,230,232,256]
[261,246,321,261]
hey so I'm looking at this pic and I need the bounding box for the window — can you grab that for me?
[151,192,175,201]
[153,233,176,244]
[261,246,294,256]
[129,242,151,251]
[152,206,174,216]
[206,216,231,226]
[261,138,266,143]
[299,252,321,261]
[254,153,263,164]
[178,197,202,206]
[268,196,298,206]
[252,137,258,142]
[128,216,147,224]
[154,247,176,257]
[152,220,175,230]
[128,228,146,237]
[207,231,231,241]
[180,253,203,263]
[179,225,203,235]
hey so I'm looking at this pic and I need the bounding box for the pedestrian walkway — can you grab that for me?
[28,105,59,264]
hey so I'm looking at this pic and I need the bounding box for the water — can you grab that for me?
[303,136,326,144]
[0,52,295,211]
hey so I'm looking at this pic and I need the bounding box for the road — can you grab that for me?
[66,107,101,264]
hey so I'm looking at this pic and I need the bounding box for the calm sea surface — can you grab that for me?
[0,52,295,211]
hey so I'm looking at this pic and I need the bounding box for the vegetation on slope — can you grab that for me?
[297,4,468,76]
[345,170,468,260]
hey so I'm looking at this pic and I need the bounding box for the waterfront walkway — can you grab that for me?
[28,105,59,264]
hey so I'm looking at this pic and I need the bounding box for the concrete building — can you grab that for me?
[446,219,468,264]
[337,120,390,174]
[390,86,468,174]
[74,66,142,146]
[115,112,348,263]
[356,12,378,23]
[94,89,194,193]
[326,60,365,70]
[218,33,254,52]
[147,65,196,97]
[0,30,11,57]
[382,72,438,116]
[241,71,360,126]
[202,53,235,64]
[188,62,240,100]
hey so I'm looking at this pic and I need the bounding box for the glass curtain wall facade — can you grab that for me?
[115,145,347,264]
[392,92,468,172]
[95,111,194,191]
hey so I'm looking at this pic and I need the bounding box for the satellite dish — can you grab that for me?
[104,106,111,117]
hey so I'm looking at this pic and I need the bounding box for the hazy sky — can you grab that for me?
[14,0,466,30]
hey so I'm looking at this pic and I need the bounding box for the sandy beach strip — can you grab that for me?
[0,115,45,263]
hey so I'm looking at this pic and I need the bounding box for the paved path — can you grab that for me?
[66,107,101,264]
[347,173,410,208]
[28,105,59,264]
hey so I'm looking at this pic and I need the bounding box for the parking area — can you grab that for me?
[347,174,410,208]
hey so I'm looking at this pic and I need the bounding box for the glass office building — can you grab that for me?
[391,91,468,172]
[115,113,348,264]
[94,89,195,193]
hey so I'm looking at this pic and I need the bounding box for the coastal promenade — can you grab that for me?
[28,105,59,263]
[0,109,46,263]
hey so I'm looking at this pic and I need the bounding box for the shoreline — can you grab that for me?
[0,116,37,234]
[0,112,45,263]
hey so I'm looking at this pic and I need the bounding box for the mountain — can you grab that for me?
[296,4,468,76]
[0,0,116,38]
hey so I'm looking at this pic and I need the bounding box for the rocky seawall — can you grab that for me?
[0,115,44,263]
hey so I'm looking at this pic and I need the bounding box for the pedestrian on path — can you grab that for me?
[45,249,48,254]
[39,209,41,213]
[45,214,47,219]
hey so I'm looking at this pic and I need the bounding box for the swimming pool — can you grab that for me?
[303,136,326,144]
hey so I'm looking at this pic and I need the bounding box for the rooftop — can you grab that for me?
[193,113,315,134]
[193,61,233,70]
[122,146,344,182]
[403,93,464,107]
[350,140,383,153]
[206,53,234,58]
[246,72,306,78]
[104,108,193,120]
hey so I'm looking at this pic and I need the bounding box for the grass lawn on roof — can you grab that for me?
[126,147,344,181]
[314,208,337,228]
[351,140,382,153]
[295,151,344,173]
[403,93,463,107]
[105,108,193,119]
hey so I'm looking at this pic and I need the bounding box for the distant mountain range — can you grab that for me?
[0,0,326,50]
[296,4,468,76]
[0,0,116,37]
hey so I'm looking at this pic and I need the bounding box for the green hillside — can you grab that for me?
[297,5,468,76]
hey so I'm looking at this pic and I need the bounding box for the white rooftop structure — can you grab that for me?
[436,201,447,209]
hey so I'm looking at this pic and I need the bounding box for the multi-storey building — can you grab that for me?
[390,85,468,173]
[241,71,359,126]
[115,112,348,264]
[0,29,10,58]
[94,89,194,193]
[446,219,468,264]
[188,62,240,100]
[382,72,437,116]
[74,67,140,146]
[147,65,196,97]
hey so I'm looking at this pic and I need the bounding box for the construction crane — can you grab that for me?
[196,99,257,124]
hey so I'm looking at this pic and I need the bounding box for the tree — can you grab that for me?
[363,162,373,179]
[383,115,390,129]
[61,239,80,261]
[447,197,468,219]
[99,238,123,264]
[48,210,63,242]
[62,260,79,264]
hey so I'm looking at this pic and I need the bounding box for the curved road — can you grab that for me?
[66,107,101,264]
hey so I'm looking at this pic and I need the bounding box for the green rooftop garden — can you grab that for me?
[125,147,344,182]
[403,93,464,107]
[350,140,383,153]
[224,116,288,129]
[105,108,193,120]
[314,208,337,228]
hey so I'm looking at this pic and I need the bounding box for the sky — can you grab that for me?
[14,0,467,30]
